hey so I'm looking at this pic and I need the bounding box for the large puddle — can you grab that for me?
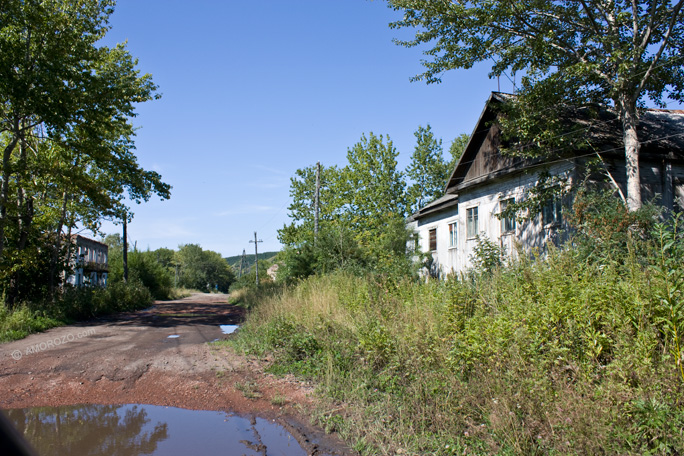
[3,404,306,456]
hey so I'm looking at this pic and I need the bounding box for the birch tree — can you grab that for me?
[389,0,684,210]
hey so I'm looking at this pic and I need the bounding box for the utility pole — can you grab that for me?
[249,232,263,286]
[238,249,247,278]
[122,219,128,283]
[314,161,320,246]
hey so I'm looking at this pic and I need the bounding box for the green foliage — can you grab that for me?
[406,125,449,214]
[447,133,469,169]
[0,0,170,305]
[120,252,173,300]
[345,132,407,215]
[624,397,684,455]
[224,251,278,271]
[49,281,152,320]
[279,163,345,247]
[388,0,684,209]
[469,235,505,275]
[566,184,659,265]
[278,131,435,283]
[230,259,272,292]
[0,304,61,342]
[651,213,684,384]
[106,239,174,300]
[175,244,235,293]
[0,281,152,342]
[231,205,684,454]
[104,239,234,298]
[276,245,316,284]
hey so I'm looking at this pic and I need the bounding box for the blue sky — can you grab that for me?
[94,0,517,256]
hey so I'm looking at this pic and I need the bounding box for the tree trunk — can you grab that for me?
[0,134,19,260]
[7,136,35,306]
[618,95,642,211]
[49,192,70,296]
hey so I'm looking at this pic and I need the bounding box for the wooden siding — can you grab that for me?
[462,124,518,186]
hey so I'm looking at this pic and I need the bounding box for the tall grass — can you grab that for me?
[233,216,684,454]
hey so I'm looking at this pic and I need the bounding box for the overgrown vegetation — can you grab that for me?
[276,128,468,284]
[0,281,152,342]
[0,237,235,342]
[104,235,235,299]
[232,196,684,455]
[0,0,170,307]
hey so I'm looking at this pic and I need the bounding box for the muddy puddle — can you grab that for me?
[3,404,306,456]
[220,324,239,335]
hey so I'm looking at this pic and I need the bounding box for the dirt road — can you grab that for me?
[0,293,351,455]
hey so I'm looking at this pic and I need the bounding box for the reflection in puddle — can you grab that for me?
[220,325,239,335]
[167,335,180,339]
[4,404,306,456]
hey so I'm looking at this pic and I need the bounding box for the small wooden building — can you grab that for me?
[408,92,684,276]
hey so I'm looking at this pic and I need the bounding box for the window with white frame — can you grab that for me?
[500,198,516,233]
[449,222,457,247]
[466,207,478,238]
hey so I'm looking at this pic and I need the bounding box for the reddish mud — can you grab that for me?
[0,293,353,455]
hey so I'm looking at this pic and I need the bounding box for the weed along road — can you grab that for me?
[0,293,351,455]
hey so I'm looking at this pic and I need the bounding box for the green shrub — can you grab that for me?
[230,213,684,455]
[0,282,152,342]
[108,250,173,300]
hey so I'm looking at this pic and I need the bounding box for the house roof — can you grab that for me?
[410,92,684,223]
[407,193,458,222]
[72,234,109,249]
[444,92,684,194]
[444,92,518,194]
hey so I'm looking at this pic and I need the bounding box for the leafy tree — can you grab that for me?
[0,0,170,303]
[278,132,413,281]
[278,163,345,247]
[176,244,235,292]
[104,238,173,300]
[230,259,272,290]
[344,132,409,269]
[389,0,684,211]
[406,125,449,214]
[448,133,469,171]
[153,247,177,280]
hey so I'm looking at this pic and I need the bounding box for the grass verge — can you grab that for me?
[0,281,154,342]
[231,247,684,455]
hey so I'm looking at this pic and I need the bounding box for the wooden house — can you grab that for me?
[408,92,684,276]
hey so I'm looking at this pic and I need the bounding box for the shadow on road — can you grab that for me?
[95,296,245,329]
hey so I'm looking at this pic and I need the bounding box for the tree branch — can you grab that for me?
[638,0,659,52]
[631,0,639,42]
[578,0,605,37]
[637,0,684,96]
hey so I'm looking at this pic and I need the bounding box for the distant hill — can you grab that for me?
[224,251,279,271]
